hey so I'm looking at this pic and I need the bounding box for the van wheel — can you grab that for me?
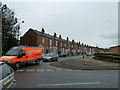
[35,60,40,65]
[15,62,21,69]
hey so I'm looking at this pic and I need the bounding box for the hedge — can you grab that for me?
[97,55,120,60]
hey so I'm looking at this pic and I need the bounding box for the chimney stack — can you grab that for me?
[72,39,74,43]
[67,37,69,41]
[59,35,62,39]
[82,43,84,46]
[41,28,45,34]
[54,32,57,37]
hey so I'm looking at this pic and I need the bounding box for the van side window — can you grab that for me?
[19,50,26,56]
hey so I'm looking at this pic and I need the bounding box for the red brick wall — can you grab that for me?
[20,28,102,55]
[36,34,50,53]
[36,34,43,46]
[20,29,37,46]
[109,46,120,55]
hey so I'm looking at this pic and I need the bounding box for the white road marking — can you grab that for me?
[37,82,101,87]
[26,69,34,72]
[16,69,83,72]
[74,70,82,71]
[37,69,45,71]
[16,69,25,72]
[46,69,54,71]
[64,69,73,71]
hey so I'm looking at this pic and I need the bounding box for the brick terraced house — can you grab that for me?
[109,45,120,55]
[20,28,100,55]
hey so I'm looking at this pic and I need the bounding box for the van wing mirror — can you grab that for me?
[22,53,26,56]
[18,55,21,58]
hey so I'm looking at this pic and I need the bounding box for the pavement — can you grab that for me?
[49,56,120,70]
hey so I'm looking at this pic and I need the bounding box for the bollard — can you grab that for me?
[83,55,84,58]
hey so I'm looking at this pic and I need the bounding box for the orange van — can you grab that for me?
[0,46,42,69]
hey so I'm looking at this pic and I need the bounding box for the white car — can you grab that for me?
[0,62,16,89]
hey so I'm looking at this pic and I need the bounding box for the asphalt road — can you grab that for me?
[14,56,119,88]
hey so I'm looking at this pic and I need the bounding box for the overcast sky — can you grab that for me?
[2,1,118,48]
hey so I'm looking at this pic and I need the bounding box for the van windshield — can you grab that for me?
[5,47,22,56]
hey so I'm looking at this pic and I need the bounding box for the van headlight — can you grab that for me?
[7,61,12,62]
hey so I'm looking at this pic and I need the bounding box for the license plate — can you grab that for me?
[4,80,13,89]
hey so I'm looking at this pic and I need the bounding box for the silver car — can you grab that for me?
[43,53,59,62]
[0,62,16,89]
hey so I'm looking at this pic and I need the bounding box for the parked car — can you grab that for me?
[0,62,16,89]
[92,52,97,55]
[0,46,42,69]
[43,53,59,62]
[86,52,92,56]
[59,53,67,57]
[42,53,46,57]
[42,53,46,60]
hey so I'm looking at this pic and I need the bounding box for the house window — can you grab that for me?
[65,43,66,47]
[72,45,73,48]
[61,43,62,47]
[42,38,45,44]
[56,41,58,46]
[50,39,52,45]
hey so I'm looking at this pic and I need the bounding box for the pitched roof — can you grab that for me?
[33,29,69,42]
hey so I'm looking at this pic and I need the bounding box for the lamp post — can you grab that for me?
[0,2,2,56]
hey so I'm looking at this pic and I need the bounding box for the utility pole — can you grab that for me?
[0,2,2,56]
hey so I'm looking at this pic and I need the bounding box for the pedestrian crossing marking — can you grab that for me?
[37,69,45,71]
[16,69,82,72]
[46,69,54,71]
[26,69,35,72]
[16,69,25,72]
